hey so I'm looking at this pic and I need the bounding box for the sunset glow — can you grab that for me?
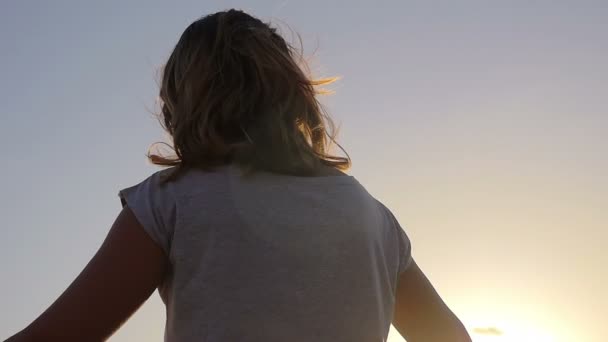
[2,1,605,341]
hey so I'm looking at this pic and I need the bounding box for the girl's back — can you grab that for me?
[120,164,410,341]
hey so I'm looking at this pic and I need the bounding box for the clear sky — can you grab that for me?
[1,1,606,341]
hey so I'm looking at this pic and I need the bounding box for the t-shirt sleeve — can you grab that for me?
[394,218,413,274]
[377,200,413,275]
[118,171,176,256]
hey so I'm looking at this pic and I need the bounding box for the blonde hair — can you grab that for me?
[149,9,350,182]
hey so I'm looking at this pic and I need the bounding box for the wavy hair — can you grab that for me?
[149,9,350,182]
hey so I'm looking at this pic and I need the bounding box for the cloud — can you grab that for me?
[473,327,504,336]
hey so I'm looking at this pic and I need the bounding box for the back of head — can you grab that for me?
[150,9,350,181]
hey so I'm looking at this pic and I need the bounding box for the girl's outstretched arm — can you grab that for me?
[4,206,168,342]
[393,259,472,342]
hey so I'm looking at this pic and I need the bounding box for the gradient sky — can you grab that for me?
[1,1,606,341]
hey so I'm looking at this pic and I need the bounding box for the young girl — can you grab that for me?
[6,9,470,342]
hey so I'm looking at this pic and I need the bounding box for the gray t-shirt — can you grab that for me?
[118,164,412,342]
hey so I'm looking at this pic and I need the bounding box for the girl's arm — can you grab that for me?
[4,206,168,342]
[393,259,472,342]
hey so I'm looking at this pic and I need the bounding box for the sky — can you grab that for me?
[1,0,606,341]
